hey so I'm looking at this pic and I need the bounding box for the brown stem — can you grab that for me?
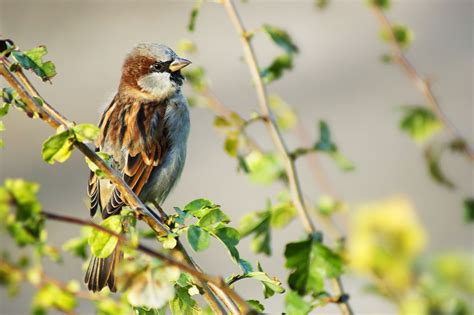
[0,58,237,314]
[42,211,250,313]
[219,1,353,314]
[371,7,474,163]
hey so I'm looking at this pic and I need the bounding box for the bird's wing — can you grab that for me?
[88,95,168,218]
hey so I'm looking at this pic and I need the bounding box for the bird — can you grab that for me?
[85,43,191,292]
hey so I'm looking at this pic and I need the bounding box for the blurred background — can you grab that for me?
[0,0,472,314]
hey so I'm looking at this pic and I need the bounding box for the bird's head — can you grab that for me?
[119,43,191,99]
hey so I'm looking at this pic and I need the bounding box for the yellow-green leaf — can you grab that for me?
[42,129,74,164]
[88,216,122,258]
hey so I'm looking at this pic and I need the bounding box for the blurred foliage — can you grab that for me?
[380,24,414,49]
[399,106,442,144]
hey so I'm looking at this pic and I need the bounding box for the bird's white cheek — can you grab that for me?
[138,72,175,98]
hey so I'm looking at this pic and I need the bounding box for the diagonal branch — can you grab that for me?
[41,210,249,312]
[371,8,474,163]
[0,54,243,314]
[219,1,353,314]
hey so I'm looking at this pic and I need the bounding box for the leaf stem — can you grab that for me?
[219,1,353,314]
[0,55,241,314]
[371,7,474,163]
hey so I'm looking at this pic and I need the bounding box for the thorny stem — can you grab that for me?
[0,56,243,314]
[41,211,250,313]
[220,1,353,314]
[371,8,474,163]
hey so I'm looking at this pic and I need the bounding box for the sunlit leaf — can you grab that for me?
[262,24,298,54]
[226,268,285,298]
[424,143,455,189]
[245,151,284,185]
[88,215,122,258]
[73,123,99,142]
[399,106,442,143]
[261,54,294,83]
[187,225,210,252]
[285,237,343,295]
[285,291,313,315]
[380,24,414,49]
[32,283,77,313]
[269,95,297,131]
[239,210,271,255]
[11,46,56,81]
[42,129,74,164]
[247,299,265,312]
[170,286,201,315]
[366,0,391,10]
[63,227,91,259]
[177,39,197,55]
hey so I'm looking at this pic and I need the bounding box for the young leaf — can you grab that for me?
[187,225,210,252]
[285,291,313,315]
[63,227,91,259]
[32,283,77,314]
[197,208,230,229]
[366,0,391,10]
[72,123,99,142]
[88,215,122,258]
[183,198,214,215]
[380,24,414,49]
[239,210,272,256]
[42,129,74,164]
[399,106,442,143]
[261,53,294,83]
[187,0,204,32]
[247,300,265,312]
[463,198,474,223]
[11,46,56,81]
[424,143,455,189]
[262,24,298,54]
[227,270,285,299]
[169,286,201,315]
[284,238,343,295]
[245,151,284,185]
[269,95,297,131]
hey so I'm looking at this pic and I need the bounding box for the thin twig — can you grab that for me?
[371,7,474,163]
[219,1,353,314]
[41,211,250,313]
[0,57,236,314]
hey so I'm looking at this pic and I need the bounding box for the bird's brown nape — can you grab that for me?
[119,54,156,91]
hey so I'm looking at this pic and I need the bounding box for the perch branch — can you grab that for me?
[0,56,239,315]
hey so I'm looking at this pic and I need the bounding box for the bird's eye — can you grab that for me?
[150,62,165,72]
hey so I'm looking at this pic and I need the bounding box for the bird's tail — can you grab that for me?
[85,247,121,292]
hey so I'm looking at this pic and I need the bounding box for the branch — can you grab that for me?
[219,1,353,314]
[371,7,474,163]
[0,53,240,314]
[41,210,250,313]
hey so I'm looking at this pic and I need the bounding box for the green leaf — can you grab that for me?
[315,120,335,152]
[262,24,299,54]
[42,129,74,164]
[328,151,355,171]
[399,106,442,143]
[245,151,284,185]
[366,0,390,10]
[226,266,285,298]
[72,123,99,142]
[285,238,343,295]
[224,132,239,157]
[88,215,122,258]
[85,152,112,179]
[424,143,455,189]
[4,179,44,246]
[177,39,197,55]
[270,201,296,228]
[183,67,206,92]
[239,210,272,256]
[183,198,214,216]
[261,54,294,83]
[63,227,90,259]
[187,225,210,252]
[269,95,297,131]
[285,291,313,315]
[463,198,474,223]
[247,300,265,312]
[169,286,201,315]
[187,0,204,32]
[380,24,414,49]
[317,195,343,216]
[315,0,330,9]
[197,208,230,229]
[11,46,56,81]
[32,283,77,313]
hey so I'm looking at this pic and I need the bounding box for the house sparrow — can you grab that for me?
[85,44,191,292]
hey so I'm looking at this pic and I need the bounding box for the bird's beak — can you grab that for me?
[169,57,191,72]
